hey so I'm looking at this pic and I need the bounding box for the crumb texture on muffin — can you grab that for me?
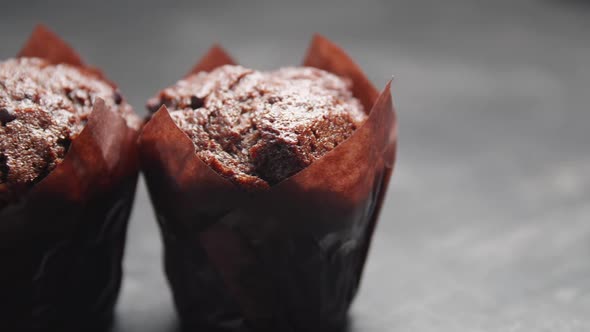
[0,57,136,200]
[148,65,366,189]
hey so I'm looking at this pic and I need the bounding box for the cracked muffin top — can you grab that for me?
[147,65,366,190]
[0,57,138,204]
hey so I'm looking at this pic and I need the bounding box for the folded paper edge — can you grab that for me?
[303,34,379,112]
[32,98,133,200]
[139,104,235,194]
[17,24,85,68]
[17,24,116,86]
[186,44,237,77]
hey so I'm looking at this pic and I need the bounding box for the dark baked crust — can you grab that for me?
[0,57,137,203]
[147,65,366,189]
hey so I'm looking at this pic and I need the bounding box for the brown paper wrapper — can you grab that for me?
[140,35,397,331]
[0,25,139,331]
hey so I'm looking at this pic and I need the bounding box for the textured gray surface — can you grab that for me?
[2,0,589,331]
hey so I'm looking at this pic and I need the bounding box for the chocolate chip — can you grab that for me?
[114,90,123,105]
[0,108,16,126]
[190,96,204,109]
[267,96,282,104]
[146,97,163,113]
[66,91,86,105]
[57,137,72,151]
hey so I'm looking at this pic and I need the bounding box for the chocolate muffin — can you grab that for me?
[0,57,138,205]
[2,25,142,332]
[147,65,366,189]
[140,37,397,332]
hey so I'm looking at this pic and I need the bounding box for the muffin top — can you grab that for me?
[0,57,137,202]
[148,65,366,189]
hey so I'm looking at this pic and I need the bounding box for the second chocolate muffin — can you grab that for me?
[0,57,138,206]
[1,25,141,332]
[148,65,366,189]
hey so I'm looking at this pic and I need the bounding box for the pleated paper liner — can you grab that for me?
[140,35,396,331]
[0,25,140,331]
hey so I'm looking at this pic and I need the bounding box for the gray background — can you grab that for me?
[2,0,589,331]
